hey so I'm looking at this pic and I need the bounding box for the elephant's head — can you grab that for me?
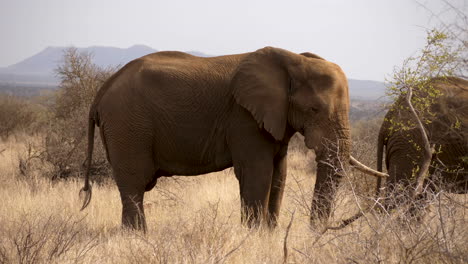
[231,47,378,224]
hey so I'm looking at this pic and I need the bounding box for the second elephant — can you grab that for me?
[377,77,468,206]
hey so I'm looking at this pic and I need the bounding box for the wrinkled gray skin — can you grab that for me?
[80,47,352,231]
[377,77,468,208]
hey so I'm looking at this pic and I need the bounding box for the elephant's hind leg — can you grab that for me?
[112,152,156,232]
[118,186,147,231]
[145,172,159,192]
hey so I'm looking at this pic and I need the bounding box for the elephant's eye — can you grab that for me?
[309,107,319,114]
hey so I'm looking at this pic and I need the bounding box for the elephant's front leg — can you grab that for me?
[267,145,288,227]
[230,128,276,227]
[235,158,274,228]
[228,108,277,227]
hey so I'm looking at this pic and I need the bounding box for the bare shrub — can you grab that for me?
[18,141,44,178]
[44,48,115,180]
[0,94,37,139]
[54,48,114,119]
[16,139,53,193]
[16,48,116,181]
[123,202,250,263]
[43,114,109,181]
[287,166,468,263]
[0,243,8,264]
[284,128,466,263]
[286,172,314,218]
[348,117,389,199]
[1,214,98,264]
[369,189,467,263]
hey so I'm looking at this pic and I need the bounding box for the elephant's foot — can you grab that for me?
[241,204,270,229]
[122,215,147,232]
[266,213,280,228]
[120,191,147,232]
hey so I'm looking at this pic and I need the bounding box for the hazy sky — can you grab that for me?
[0,0,464,81]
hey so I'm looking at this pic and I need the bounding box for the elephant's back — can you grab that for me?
[95,51,241,173]
[138,51,249,80]
[97,51,248,108]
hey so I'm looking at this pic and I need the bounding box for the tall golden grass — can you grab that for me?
[0,135,467,263]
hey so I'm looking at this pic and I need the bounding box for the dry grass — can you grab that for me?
[1,136,467,264]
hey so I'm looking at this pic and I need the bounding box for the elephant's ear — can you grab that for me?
[232,47,299,141]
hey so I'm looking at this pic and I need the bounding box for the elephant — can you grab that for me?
[79,46,385,231]
[376,76,468,209]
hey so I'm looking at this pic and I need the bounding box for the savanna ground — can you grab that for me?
[1,124,467,264]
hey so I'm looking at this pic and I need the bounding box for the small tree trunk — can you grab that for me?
[405,85,435,199]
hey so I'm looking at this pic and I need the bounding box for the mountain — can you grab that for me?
[0,46,386,99]
[1,45,159,76]
[0,45,211,84]
[348,79,387,100]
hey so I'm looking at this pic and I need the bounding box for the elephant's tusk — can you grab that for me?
[350,156,388,177]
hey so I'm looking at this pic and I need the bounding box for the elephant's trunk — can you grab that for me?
[306,112,387,229]
[316,133,389,231]
[311,128,351,223]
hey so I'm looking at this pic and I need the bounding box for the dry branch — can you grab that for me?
[405,85,435,199]
[282,211,295,264]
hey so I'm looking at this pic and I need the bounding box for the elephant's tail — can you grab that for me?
[79,116,95,211]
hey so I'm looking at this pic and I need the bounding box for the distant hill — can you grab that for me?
[0,45,387,99]
[0,45,211,85]
[348,79,387,100]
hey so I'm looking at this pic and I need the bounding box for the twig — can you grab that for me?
[283,210,295,264]
[292,247,314,262]
[215,231,251,263]
[324,169,386,231]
